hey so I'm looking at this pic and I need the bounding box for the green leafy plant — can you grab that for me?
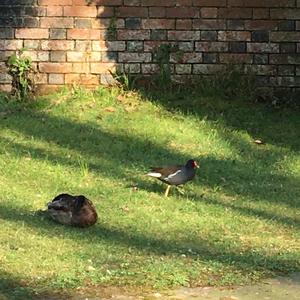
[106,17,117,41]
[153,43,179,87]
[110,70,139,91]
[191,64,257,102]
[7,49,34,100]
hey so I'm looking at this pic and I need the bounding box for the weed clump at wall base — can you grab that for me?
[7,49,34,100]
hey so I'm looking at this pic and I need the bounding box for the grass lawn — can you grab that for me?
[0,85,299,299]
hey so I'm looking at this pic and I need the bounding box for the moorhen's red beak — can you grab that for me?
[195,162,199,168]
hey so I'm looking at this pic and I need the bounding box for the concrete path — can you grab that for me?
[69,273,300,300]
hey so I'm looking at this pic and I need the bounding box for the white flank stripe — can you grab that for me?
[166,169,182,180]
[147,172,162,178]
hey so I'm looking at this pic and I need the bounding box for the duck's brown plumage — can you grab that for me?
[47,193,98,227]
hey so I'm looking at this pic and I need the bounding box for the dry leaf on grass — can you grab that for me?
[117,94,126,102]
[104,106,116,113]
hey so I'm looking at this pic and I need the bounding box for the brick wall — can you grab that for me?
[0,0,299,95]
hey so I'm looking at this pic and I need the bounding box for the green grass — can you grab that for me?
[0,85,299,299]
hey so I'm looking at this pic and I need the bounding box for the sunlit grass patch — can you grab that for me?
[0,86,299,299]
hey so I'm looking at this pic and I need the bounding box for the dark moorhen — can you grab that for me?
[147,159,199,196]
[47,193,98,227]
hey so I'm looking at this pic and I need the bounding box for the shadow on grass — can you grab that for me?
[0,203,299,278]
[139,87,300,152]
[0,269,69,300]
[0,94,299,290]
[0,103,299,211]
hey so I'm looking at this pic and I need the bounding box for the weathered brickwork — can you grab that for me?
[0,0,299,95]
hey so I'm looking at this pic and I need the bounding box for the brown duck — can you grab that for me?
[47,193,98,227]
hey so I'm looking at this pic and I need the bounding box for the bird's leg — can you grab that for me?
[164,185,171,197]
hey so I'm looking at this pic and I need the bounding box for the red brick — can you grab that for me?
[49,73,64,84]
[142,0,174,6]
[92,41,110,51]
[21,51,37,61]
[65,74,99,85]
[170,52,202,63]
[253,8,270,19]
[41,40,74,50]
[116,7,148,18]
[92,0,122,4]
[195,41,228,52]
[193,0,226,6]
[177,0,192,5]
[0,62,7,72]
[38,0,72,4]
[124,0,141,6]
[228,0,295,7]
[91,62,116,74]
[0,84,12,93]
[15,29,49,39]
[65,74,80,84]
[0,73,12,84]
[219,53,253,64]
[40,17,73,28]
[119,52,151,62]
[39,62,73,73]
[270,32,300,42]
[176,19,192,30]
[64,6,97,17]
[245,20,278,30]
[177,41,194,51]
[0,40,23,50]
[73,0,88,4]
[166,7,199,18]
[91,52,101,62]
[175,64,192,74]
[218,8,252,19]
[193,19,226,30]
[270,9,300,19]
[37,51,49,61]
[269,54,300,65]
[248,65,276,76]
[67,29,101,40]
[123,63,141,73]
[247,43,279,53]
[24,40,39,50]
[34,73,48,84]
[142,19,175,29]
[92,18,124,29]
[47,6,63,16]
[201,8,218,18]
[72,63,90,73]
[193,64,223,74]
[74,41,91,51]
[117,29,150,40]
[50,51,66,62]
[168,30,200,41]
[144,41,169,51]
[141,64,160,74]
[218,31,251,41]
[149,7,166,17]
[92,41,126,51]
[67,51,87,62]
[0,51,15,61]
[97,6,115,18]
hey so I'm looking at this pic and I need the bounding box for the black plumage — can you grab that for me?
[147,159,199,196]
